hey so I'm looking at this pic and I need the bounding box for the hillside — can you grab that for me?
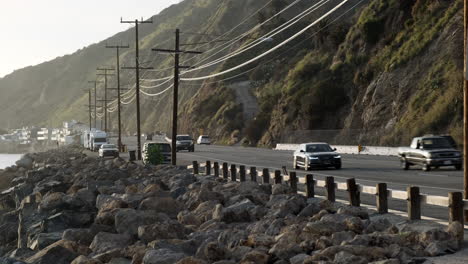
[0,0,464,147]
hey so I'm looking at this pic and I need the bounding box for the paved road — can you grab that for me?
[177,145,463,196]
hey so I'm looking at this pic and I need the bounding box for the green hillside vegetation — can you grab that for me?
[0,0,464,147]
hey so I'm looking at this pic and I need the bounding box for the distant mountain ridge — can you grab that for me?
[0,0,463,147]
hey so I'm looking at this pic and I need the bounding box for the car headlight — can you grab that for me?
[176,141,181,145]
[308,156,319,160]
[334,155,341,159]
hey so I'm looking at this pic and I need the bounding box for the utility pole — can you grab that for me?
[88,80,102,129]
[152,29,202,165]
[106,44,129,151]
[85,89,92,130]
[97,67,115,133]
[97,98,114,132]
[121,17,153,160]
[464,0,468,221]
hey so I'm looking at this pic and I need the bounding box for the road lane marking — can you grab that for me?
[417,173,449,178]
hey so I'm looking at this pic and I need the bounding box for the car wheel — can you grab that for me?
[455,164,462,170]
[422,163,431,171]
[401,158,409,170]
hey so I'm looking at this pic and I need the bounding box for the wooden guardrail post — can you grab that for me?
[222,162,228,179]
[192,161,199,175]
[376,183,388,214]
[214,162,219,177]
[206,161,211,175]
[449,192,464,224]
[262,168,270,184]
[346,178,360,207]
[239,165,246,182]
[306,174,314,198]
[289,172,297,193]
[449,192,464,241]
[326,176,335,202]
[230,164,237,182]
[274,170,282,184]
[250,167,257,182]
[407,186,421,220]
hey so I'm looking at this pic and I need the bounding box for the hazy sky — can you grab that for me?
[0,0,181,78]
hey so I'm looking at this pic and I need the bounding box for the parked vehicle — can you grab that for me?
[398,136,462,171]
[293,143,341,170]
[142,142,172,165]
[197,135,211,145]
[98,144,119,158]
[176,135,195,152]
[90,130,107,151]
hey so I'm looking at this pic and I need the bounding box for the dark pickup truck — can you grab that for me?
[398,136,462,171]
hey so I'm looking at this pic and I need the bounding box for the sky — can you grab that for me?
[0,0,181,78]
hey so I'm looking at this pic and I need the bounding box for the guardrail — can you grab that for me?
[275,144,399,156]
[189,160,466,240]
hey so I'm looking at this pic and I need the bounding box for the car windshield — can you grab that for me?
[103,145,116,149]
[177,136,192,141]
[148,144,171,152]
[421,138,452,149]
[94,138,106,143]
[201,136,209,139]
[306,144,333,153]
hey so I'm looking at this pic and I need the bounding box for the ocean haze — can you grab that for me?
[0,154,22,169]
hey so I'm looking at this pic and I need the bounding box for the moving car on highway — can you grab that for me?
[197,135,211,145]
[142,142,172,165]
[176,135,195,152]
[293,142,342,170]
[98,144,119,158]
[398,136,462,171]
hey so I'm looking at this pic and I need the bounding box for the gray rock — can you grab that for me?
[29,232,63,250]
[271,184,291,195]
[89,232,133,254]
[331,231,355,245]
[289,253,309,264]
[138,221,187,243]
[142,249,186,264]
[220,199,255,223]
[297,203,321,217]
[16,155,33,170]
[114,209,165,236]
[337,206,369,219]
[62,228,95,246]
[138,196,182,218]
[424,241,455,256]
[334,251,367,264]
[26,244,78,264]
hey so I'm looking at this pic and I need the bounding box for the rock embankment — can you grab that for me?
[0,146,462,264]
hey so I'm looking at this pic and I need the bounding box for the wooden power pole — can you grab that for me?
[106,44,129,151]
[88,80,102,130]
[121,18,153,160]
[152,29,202,165]
[97,67,115,133]
[464,0,468,221]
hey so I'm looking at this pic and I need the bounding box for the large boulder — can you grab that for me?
[137,221,187,243]
[16,155,34,170]
[89,232,133,254]
[142,249,186,264]
[114,209,169,236]
[138,197,182,218]
[26,243,78,264]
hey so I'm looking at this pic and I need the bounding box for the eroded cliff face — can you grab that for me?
[254,0,463,147]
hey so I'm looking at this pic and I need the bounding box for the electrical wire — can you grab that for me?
[140,77,174,89]
[181,0,349,81]
[139,84,174,97]
[181,0,366,85]
[182,0,329,75]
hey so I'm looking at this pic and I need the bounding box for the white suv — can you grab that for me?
[197,135,211,145]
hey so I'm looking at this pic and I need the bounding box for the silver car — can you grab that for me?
[293,143,342,170]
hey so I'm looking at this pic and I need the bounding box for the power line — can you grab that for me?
[181,0,348,81]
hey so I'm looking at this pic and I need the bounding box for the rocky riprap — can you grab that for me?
[0,146,462,264]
